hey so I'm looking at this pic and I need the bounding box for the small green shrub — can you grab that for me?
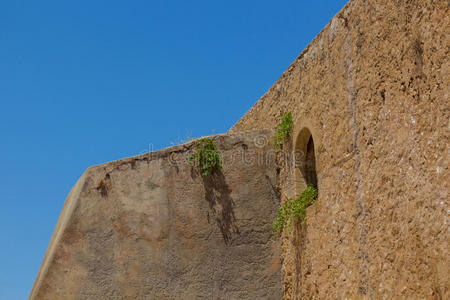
[188,138,222,176]
[273,185,318,234]
[275,112,293,149]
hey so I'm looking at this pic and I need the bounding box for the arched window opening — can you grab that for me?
[294,128,318,195]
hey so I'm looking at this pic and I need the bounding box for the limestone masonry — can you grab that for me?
[31,0,449,299]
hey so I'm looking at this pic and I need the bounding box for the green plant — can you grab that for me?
[273,184,318,234]
[275,112,293,149]
[188,138,222,176]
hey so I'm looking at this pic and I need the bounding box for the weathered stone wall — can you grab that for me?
[231,0,449,298]
[30,130,282,299]
[32,0,449,299]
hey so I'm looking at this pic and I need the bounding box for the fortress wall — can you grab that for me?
[31,1,449,299]
[30,130,283,300]
[231,0,449,298]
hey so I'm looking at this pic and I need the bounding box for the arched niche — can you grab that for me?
[294,127,318,194]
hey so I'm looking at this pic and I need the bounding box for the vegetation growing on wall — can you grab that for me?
[188,138,222,176]
[275,112,293,149]
[273,184,318,234]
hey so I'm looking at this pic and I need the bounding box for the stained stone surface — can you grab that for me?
[30,130,282,300]
[31,0,449,299]
[231,0,449,298]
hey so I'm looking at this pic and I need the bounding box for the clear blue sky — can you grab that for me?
[0,0,347,298]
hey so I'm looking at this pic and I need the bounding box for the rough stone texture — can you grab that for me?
[231,0,449,299]
[32,0,449,299]
[30,130,282,300]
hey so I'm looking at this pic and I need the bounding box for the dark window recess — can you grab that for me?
[304,136,318,188]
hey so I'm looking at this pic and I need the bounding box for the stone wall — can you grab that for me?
[231,0,449,298]
[30,130,283,299]
[31,0,449,298]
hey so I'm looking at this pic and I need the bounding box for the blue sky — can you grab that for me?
[0,0,347,298]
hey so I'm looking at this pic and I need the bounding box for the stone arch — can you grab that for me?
[294,127,318,195]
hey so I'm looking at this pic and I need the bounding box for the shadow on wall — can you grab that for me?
[293,127,318,297]
[303,136,318,188]
[201,170,239,245]
[293,219,308,297]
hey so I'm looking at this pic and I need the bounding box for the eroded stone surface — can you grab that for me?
[232,0,449,299]
[30,130,282,300]
[31,0,449,299]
